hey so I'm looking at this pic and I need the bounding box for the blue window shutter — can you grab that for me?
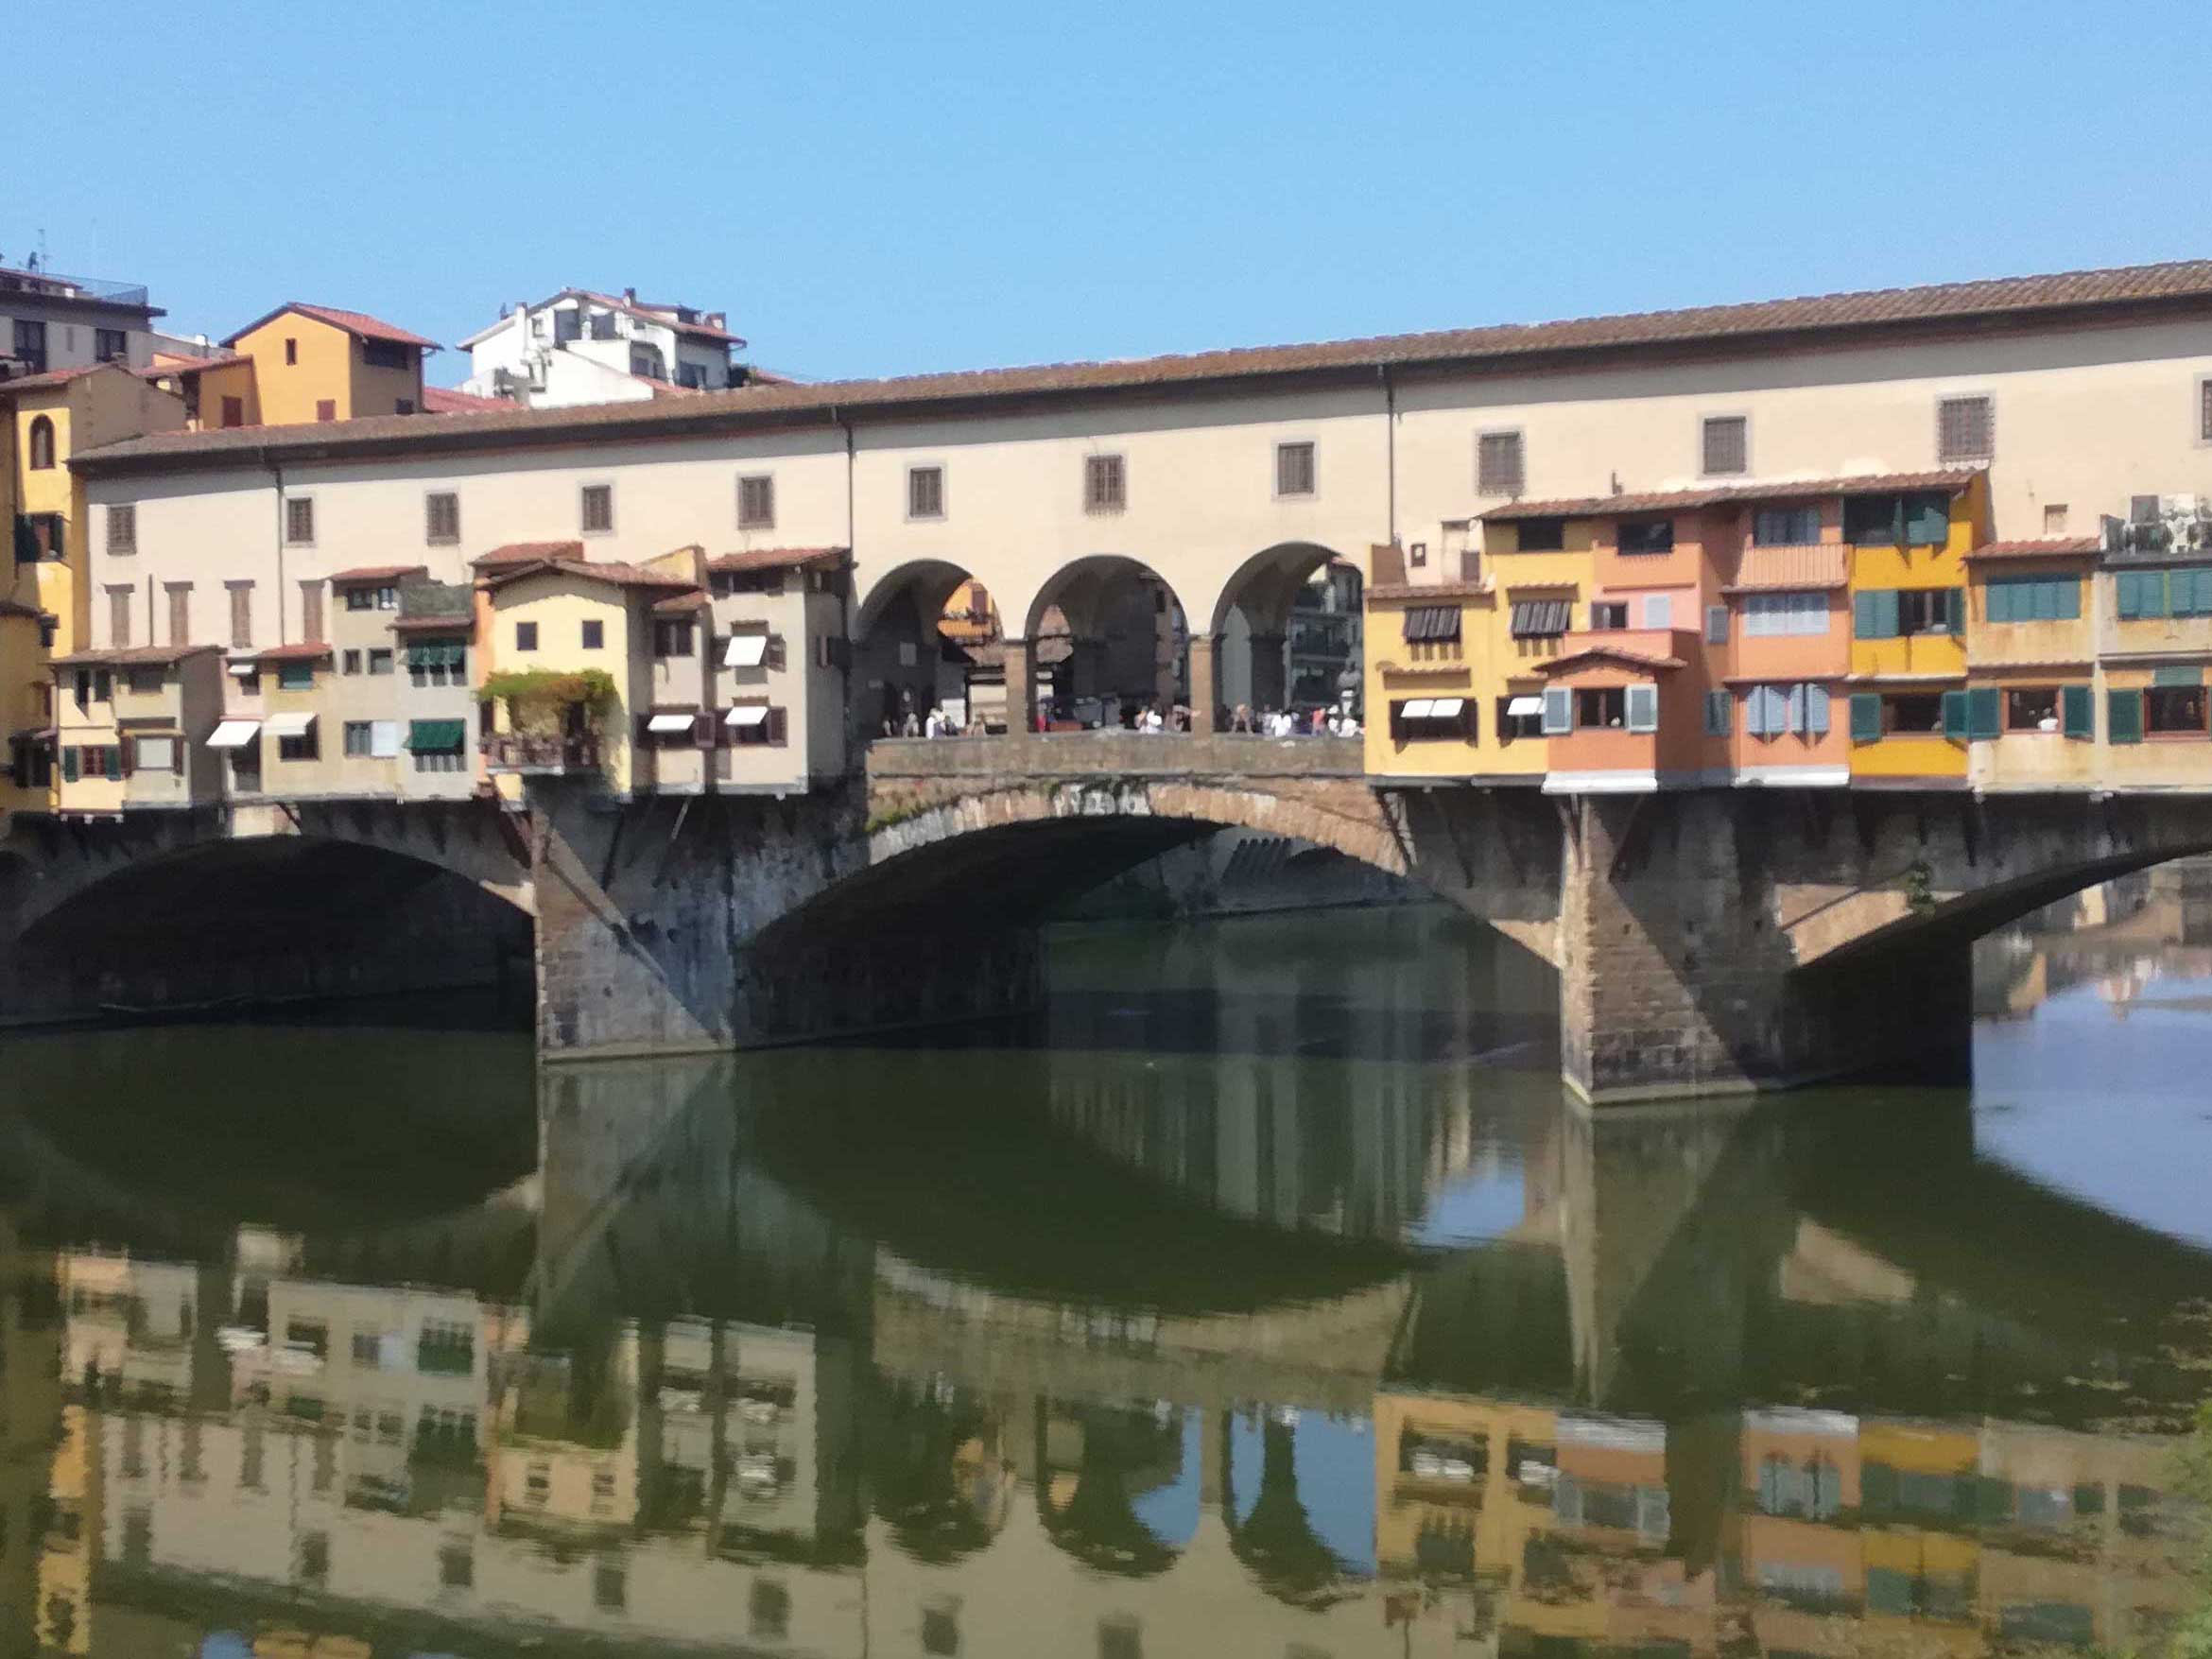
[1947,588,1967,635]
[1786,683,1806,734]
[1541,687,1573,735]
[1806,684,1831,735]
[1853,591,1878,639]
[1849,694,1882,742]
[1873,589,1901,638]
[1988,580,2013,624]
[2061,684,2093,739]
[1626,683,1659,734]
[2108,689,2143,744]
[1967,686,2001,739]
[61,746,78,783]
[1941,690,1970,738]
[2117,572,2141,620]
[2148,571,2171,619]
[2056,578,2081,621]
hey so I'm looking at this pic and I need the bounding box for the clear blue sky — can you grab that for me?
[7,0,2205,388]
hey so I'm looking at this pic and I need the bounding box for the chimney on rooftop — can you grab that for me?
[623,287,637,306]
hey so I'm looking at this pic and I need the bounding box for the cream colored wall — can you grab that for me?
[88,469,275,648]
[488,574,637,794]
[1392,320,2212,549]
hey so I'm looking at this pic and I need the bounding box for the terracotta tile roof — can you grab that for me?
[1725,544,1851,592]
[1483,469,1982,523]
[484,559,700,594]
[1965,536,2102,561]
[705,545,850,574]
[74,258,2212,474]
[422,385,510,414]
[0,598,51,620]
[248,641,334,663]
[52,644,220,667]
[137,352,250,379]
[650,590,711,614]
[1535,645,1686,674]
[390,613,473,633]
[223,302,439,351]
[326,563,428,584]
[473,540,584,567]
[0,361,129,394]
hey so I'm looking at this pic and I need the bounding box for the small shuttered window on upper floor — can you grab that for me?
[1478,431,1524,496]
[1084,454,1126,513]
[1702,416,1748,476]
[1938,395,1994,464]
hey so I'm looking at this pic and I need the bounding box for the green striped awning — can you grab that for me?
[406,718,467,752]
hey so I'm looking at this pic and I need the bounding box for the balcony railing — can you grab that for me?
[0,269,150,307]
[482,734,601,774]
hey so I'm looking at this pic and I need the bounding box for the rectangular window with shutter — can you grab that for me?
[1702,689,1732,735]
[1966,686,2002,739]
[2062,684,2094,739]
[2109,688,2144,744]
[907,465,945,519]
[1849,693,1883,742]
[165,583,191,646]
[738,475,775,528]
[1541,687,1573,735]
[580,484,613,534]
[285,496,314,545]
[1705,606,1730,644]
[1084,454,1126,513]
[425,492,460,544]
[1938,395,1994,463]
[1477,431,1525,497]
[1701,416,1748,476]
[1274,441,1316,497]
[299,580,324,643]
[108,504,137,554]
[1639,594,1673,631]
[1625,683,1659,734]
[228,582,253,648]
[2201,377,2212,442]
[1986,576,2082,623]
[109,585,132,648]
[1402,606,1461,644]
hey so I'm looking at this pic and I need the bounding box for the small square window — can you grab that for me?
[368,648,393,676]
[1084,454,1126,513]
[1478,430,1525,496]
[738,475,775,529]
[1701,415,1748,476]
[2044,503,2069,534]
[581,619,604,649]
[1938,395,1994,463]
[285,497,315,545]
[278,662,315,691]
[316,399,337,423]
[514,621,539,652]
[581,484,613,534]
[1275,441,1316,497]
[1516,517,1566,552]
[342,648,361,675]
[426,492,460,544]
[907,465,945,519]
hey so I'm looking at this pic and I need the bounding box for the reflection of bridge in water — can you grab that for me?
[2,1048,2208,1659]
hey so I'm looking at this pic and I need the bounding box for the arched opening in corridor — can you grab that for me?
[1206,542,1363,732]
[1024,555,1192,731]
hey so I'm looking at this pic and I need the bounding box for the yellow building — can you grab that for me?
[138,351,260,429]
[1963,538,2101,790]
[2,363,185,811]
[1844,472,1987,784]
[222,303,436,425]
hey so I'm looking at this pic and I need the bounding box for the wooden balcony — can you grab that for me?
[482,734,601,775]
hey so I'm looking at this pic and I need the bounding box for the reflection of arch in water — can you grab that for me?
[1226,1414,1363,1608]
[872,1379,1013,1564]
[1036,1403,1186,1579]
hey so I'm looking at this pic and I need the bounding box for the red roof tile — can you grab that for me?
[650,590,711,614]
[52,644,220,667]
[473,540,584,567]
[248,642,334,663]
[705,545,849,574]
[1484,469,1982,523]
[326,564,428,584]
[423,385,510,414]
[224,302,439,351]
[1965,536,2102,561]
[1535,646,1687,675]
[0,362,130,394]
[78,257,2212,475]
[137,352,251,379]
[483,559,700,594]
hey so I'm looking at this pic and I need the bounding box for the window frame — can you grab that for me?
[580,618,604,649]
[579,482,614,536]
[2198,374,2212,448]
[737,473,776,529]
[1083,452,1127,514]
[285,495,315,546]
[1617,517,1674,555]
[1936,392,1995,465]
[2002,685,2062,734]
[1477,428,1526,498]
[107,503,137,555]
[1753,505,1823,547]
[1274,440,1317,499]
[1699,413,1750,477]
[651,618,696,660]
[907,463,946,521]
[424,491,460,544]
[513,621,539,653]
[2146,683,2210,738]
[26,416,55,470]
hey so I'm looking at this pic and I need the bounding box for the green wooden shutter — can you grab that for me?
[2061,684,2093,739]
[1988,580,2016,624]
[2108,689,2144,744]
[1849,693,1883,742]
[1853,591,1876,638]
[1854,590,1901,640]
[2117,572,2142,620]
[2056,577,2081,621]
[1947,588,1968,635]
[1966,686,2001,739]
[1904,493,1951,546]
[60,746,78,783]
[2146,571,2171,619]
[107,746,123,778]
[1941,690,1971,737]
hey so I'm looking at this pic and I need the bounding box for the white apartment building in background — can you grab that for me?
[0,262,167,380]
[458,287,753,407]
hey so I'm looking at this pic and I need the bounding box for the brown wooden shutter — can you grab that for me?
[299,579,325,643]
[767,707,787,746]
[316,399,336,423]
[692,710,717,748]
[166,583,191,646]
[229,582,253,648]
[108,585,132,648]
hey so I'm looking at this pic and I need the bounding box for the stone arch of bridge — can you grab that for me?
[1202,540,1359,727]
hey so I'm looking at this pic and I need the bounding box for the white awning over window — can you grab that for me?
[646,712,697,734]
[725,705,769,727]
[1506,695,1545,717]
[205,719,261,749]
[1427,697,1465,717]
[723,633,769,668]
[263,712,316,738]
[1399,699,1434,718]
[226,659,258,678]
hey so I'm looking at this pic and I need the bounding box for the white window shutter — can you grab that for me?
[1641,594,1673,631]
[371,720,400,758]
[1542,687,1573,734]
[1626,683,1659,733]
